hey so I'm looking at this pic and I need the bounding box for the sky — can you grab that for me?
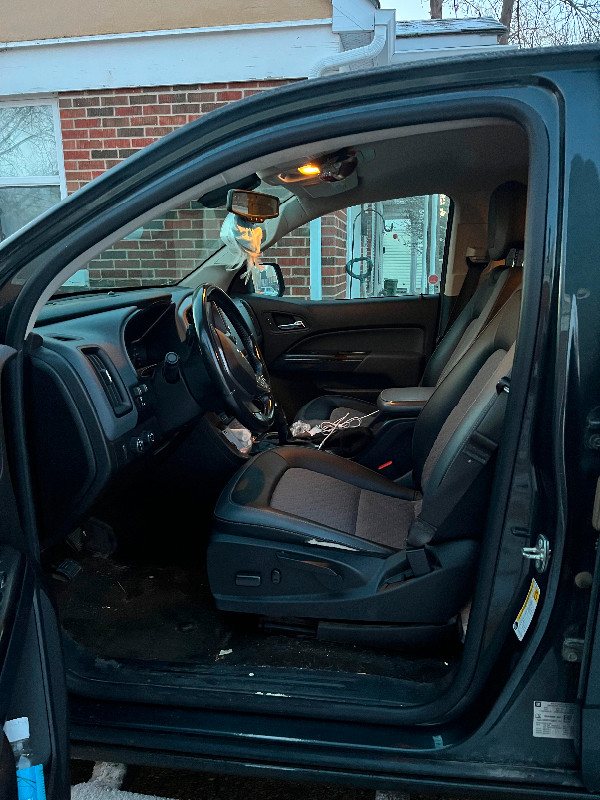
[384,0,431,20]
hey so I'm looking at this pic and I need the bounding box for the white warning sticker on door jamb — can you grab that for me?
[533,701,578,739]
[513,578,540,641]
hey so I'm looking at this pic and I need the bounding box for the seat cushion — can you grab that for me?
[215,446,419,554]
[271,467,417,548]
[295,395,378,426]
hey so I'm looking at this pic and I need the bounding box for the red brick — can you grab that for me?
[142,104,171,115]
[172,103,200,114]
[83,160,107,170]
[63,129,84,139]
[116,105,141,116]
[60,119,75,129]
[60,108,85,119]
[101,138,132,148]
[74,96,100,107]
[114,127,144,137]
[158,94,174,103]
[73,118,101,129]
[62,149,91,160]
[144,126,174,137]
[131,137,157,148]
[216,90,243,101]
[90,149,118,159]
[129,116,158,126]
[135,94,158,104]
[101,95,129,106]
[158,115,186,126]
[87,107,114,117]
[186,92,215,102]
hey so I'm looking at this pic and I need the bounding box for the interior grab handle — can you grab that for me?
[278,320,305,330]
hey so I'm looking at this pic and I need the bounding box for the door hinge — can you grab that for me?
[522,534,551,573]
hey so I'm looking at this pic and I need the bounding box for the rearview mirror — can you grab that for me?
[227,189,280,223]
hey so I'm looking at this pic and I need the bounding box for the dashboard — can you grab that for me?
[29,285,260,546]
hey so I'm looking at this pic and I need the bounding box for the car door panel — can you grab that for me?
[0,347,70,800]
[244,294,439,410]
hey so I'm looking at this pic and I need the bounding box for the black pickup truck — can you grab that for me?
[1,43,600,800]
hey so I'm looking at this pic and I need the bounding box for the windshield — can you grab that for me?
[54,181,292,296]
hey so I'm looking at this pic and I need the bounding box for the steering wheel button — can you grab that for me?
[235,573,261,587]
[271,569,281,584]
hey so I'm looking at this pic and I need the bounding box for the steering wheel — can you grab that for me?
[192,284,275,433]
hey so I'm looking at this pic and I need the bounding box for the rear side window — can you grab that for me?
[262,194,451,300]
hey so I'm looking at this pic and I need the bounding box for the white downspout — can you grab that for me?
[308,24,388,79]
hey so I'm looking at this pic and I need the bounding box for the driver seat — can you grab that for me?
[207,290,520,640]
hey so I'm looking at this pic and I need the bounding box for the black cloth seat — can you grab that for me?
[208,290,521,626]
[295,180,526,427]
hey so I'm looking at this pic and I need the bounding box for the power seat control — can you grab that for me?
[132,383,149,408]
[128,436,145,455]
[142,430,155,447]
[128,430,156,456]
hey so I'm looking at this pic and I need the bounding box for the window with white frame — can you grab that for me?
[0,100,65,242]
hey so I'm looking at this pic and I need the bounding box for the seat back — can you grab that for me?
[421,180,526,387]
[410,289,521,543]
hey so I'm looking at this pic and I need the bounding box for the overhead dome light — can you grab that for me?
[297,164,321,176]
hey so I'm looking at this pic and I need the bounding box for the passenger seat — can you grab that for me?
[294,180,526,426]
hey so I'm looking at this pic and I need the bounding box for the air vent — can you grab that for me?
[82,347,132,417]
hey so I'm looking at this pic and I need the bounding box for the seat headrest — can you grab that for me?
[487,181,527,261]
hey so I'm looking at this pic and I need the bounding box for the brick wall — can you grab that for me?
[58,80,292,193]
[321,209,348,299]
[263,210,348,299]
[58,80,349,299]
[87,205,228,289]
[264,223,311,298]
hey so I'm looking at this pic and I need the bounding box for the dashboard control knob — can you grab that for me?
[128,436,145,455]
[142,430,155,447]
[163,351,180,384]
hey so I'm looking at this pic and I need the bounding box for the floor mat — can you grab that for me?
[54,554,459,681]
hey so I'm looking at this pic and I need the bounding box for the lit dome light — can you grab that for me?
[297,164,321,176]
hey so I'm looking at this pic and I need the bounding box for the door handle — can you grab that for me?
[278,320,305,330]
